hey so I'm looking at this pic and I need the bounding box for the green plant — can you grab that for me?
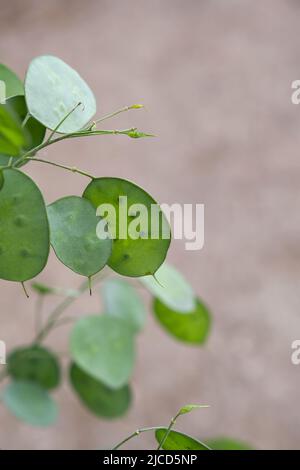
[0,56,211,436]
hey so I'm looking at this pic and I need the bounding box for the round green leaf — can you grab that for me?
[0,64,24,98]
[102,278,146,333]
[83,177,171,277]
[70,315,135,389]
[70,363,131,419]
[141,263,196,313]
[155,429,210,450]
[25,55,96,133]
[47,196,111,277]
[153,298,211,345]
[0,105,28,156]
[206,438,252,450]
[7,346,60,390]
[4,95,46,154]
[3,380,58,427]
[0,169,50,282]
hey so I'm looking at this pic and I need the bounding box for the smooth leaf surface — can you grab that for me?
[70,363,131,419]
[155,429,210,450]
[0,105,28,156]
[47,196,111,277]
[70,315,135,389]
[141,263,196,312]
[7,346,60,390]
[25,55,96,133]
[102,278,146,333]
[83,177,171,277]
[0,64,24,98]
[3,380,58,427]
[0,169,50,281]
[206,438,252,450]
[153,298,211,345]
[3,95,46,154]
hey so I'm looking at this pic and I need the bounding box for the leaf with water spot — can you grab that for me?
[47,196,111,277]
[83,177,171,277]
[0,169,50,282]
[70,363,131,419]
[25,55,96,133]
[70,315,135,389]
[153,297,211,345]
[3,380,58,427]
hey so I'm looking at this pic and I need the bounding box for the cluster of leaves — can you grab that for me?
[0,56,212,431]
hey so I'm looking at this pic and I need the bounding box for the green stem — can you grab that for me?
[156,412,181,450]
[87,104,143,130]
[45,102,83,144]
[25,157,95,179]
[112,427,159,450]
[34,272,106,343]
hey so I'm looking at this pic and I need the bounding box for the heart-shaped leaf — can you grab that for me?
[47,196,111,277]
[3,380,58,427]
[70,315,135,389]
[70,363,131,419]
[25,55,96,133]
[83,177,171,277]
[0,169,50,282]
[7,346,60,390]
[141,263,196,312]
[153,297,211,345]
[102,278,146,333]
[155,429,210,450]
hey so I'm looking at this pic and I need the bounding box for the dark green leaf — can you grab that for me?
[0,64,24,98]
[70,363,131,419]
[153,298,211,345]
[25,55,96,133]
[70,315,135,389]
[155,429,210,450]
[7,346,60,390]
[0,169,50,282]
[0,170,3,190]
[47,196,111,277]
[83,177,171,277]
[102,278,146,333]
[3,380,58,427]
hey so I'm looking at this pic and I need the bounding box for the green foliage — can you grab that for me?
[3,381,58,427]
[25,55,96,133]
[7,346,60,390]
[0,55,214,436]
[153,297,211,345]
[70,315,135,389]
[141,263,196,312]
[0,169,49,282]
[83,177,171,277]
[206,438,252,450]
[155,429,210,450]
[0,105,28,156]
[47,196,112,277]
[70,363,131,419]
[0,63,24,98]
[101,278,146,333]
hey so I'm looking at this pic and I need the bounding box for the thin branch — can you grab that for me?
[25,157,95,179]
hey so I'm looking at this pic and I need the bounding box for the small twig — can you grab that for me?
[25,157,95,179]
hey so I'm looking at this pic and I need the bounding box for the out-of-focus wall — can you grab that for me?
[0,0,300,449]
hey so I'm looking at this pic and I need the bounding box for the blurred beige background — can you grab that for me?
[0,0,300,450]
